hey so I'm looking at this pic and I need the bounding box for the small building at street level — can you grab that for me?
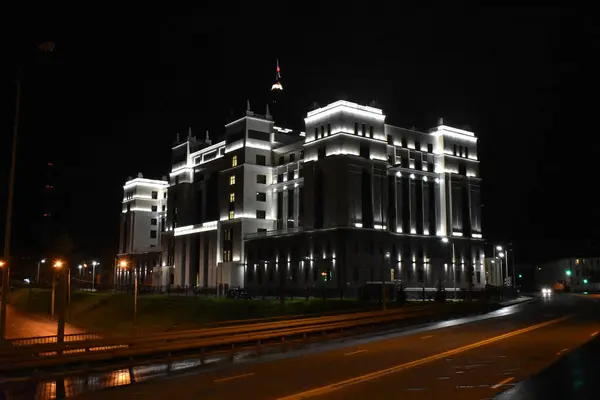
[118,100,485,294]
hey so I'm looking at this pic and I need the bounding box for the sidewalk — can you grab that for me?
[2,304,85,339]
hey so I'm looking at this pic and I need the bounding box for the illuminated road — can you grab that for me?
[81,294,600,400]
[4,305,84,339]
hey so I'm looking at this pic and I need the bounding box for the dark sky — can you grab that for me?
[1,7,598,265]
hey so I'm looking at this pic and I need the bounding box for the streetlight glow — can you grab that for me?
[54,260,63,268]
[498,252,505,258]
[0,261,4,268]
[120,260,128,268]
[496,245,503,251]
[78,265,83,270]
[441,237,449,243]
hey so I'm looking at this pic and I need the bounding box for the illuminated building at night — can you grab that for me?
[141,99,485,294]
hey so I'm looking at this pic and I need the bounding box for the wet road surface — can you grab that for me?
[4,305,85,338]
[75,293,600,400]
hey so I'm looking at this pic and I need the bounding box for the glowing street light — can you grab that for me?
[496,245,503,251]
[91,261,99,290]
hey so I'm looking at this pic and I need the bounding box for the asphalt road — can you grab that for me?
[83,294,600,400]
[3,305,84,338]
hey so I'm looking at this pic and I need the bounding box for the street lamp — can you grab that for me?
[496,245,503,251]
[120,260,138,335]
[91,261,98,291]
[36,259,46,285]
[441,238,456,299]
[51,260,63,317]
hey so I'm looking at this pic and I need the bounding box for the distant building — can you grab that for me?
[116,174,169,288]
[537,257,600,291]
[149,100,485,294]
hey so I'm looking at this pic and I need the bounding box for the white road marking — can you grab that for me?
[344,349,368,356]
[213,373,255,383]
[421,335,434,339]
[556,348,569,356]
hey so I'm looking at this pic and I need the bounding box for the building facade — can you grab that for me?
[116,174,170,288]
[537,257,600,291]
[120,100,485,294]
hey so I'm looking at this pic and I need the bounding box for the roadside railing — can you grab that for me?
[8,333,102,347]
[0,305,454,372]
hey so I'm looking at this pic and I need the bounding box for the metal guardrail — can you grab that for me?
[0,305,446,371]
[8,333,102,346]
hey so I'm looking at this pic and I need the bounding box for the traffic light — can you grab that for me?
[583,278,588,284]
[565,269,572,276]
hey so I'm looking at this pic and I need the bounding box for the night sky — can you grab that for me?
[1,7,598,266]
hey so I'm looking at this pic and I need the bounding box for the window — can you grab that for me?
[175,176,180,185]
[453,144,457,155]
[369,126,373,138]
[279,156,284,165]
[427,143,433,153]
[256,174,267,184]
[256,192,266,202]
[327,124,331,136]
[151,218,157,226]
[354,122,359,135]
[224,229,232,241]
[362,123,366,136]
[163,192,167,198]
[401,138,407,148]
[229,192,235,203]
[256,210,266,219]
[465,147,469,158]
[290,153,296,162]
[232,155,238,167]
[150,230,157,239]
[256,155,266,166]
[459,146,463,157]
[229,175,235,185]
[277,173,284,183]
[162,205,166,211]
[151,205,157,212]
[257,228,267,233]
[415,141,421,151]
[314,127,318,138]
[223,250,232,262]
[151,191,158,199]
[228,210,235,219]
[300,150,304,159]
[321,125,325,138]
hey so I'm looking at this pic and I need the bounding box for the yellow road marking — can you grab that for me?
[421,335,433,339]
[213,372,255,383]
[491,376,514,389]
[278,316,570,400]
[556,348,569,356]
[591,331,598,337]
[344,350,368,356]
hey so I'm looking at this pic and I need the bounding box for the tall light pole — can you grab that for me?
[36,259,46,285]
[120,260,137,335]
[442,237,456,299]
[92,261,98,291]
[1,42,55,346]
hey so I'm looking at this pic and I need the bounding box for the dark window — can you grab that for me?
[287,170,294,181]
[256,174,267,184]
[175,176,180,185]
[360,144,369,159]
[163,192,167,198]
[256,154,266,166]
[459,146,463,157]
[318,146,326,160]
[257,228,267,233]
[321,125,325,138]
[300,150,304,159]
[256,210,266,219]
[354,122,359,135]
[327,124,331,136]
[278,156,284,165]
[256,192,266,202]
[162,205,166,211]
[277,173,284,183]
[151,191,158,199]
[401,138,407,148]
[150,230,157,238]
[427,143,433,153]
[151,205,157,212]
[465,147,469,158]
[369,126,373,138]
[151,218,157,226]
[415,141,420,151]
[290,153,296,162]
[453,144,457,155]
[362,123,366,135]
[314,127,318,138]
[476,271,481,283]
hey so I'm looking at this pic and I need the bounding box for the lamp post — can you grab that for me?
[120,260,137,335]
[51,260,63,318]
[382,252,390,310]
[52,260,66,342]
[78,264,83,277]
[36,259,46,285]
[442,237,456,300]
[92,261,98,291]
